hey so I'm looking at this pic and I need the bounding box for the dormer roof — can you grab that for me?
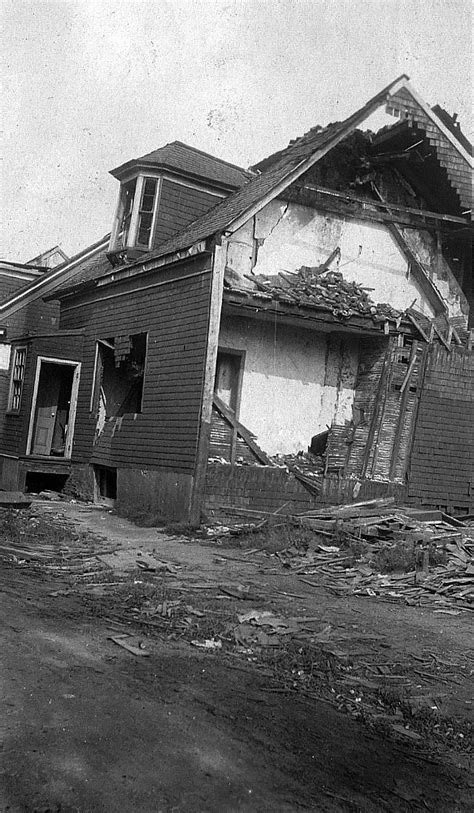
[110,140,250,190]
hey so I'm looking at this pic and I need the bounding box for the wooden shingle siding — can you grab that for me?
[59,257,212,474]
[153,180,221,247]
[408,345,474,512]
[389,88,472,214]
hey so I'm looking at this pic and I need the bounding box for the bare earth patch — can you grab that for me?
[1,501,473,812]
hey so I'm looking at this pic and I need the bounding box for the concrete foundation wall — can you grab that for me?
[219,316,358,455]
[227,201,466,319]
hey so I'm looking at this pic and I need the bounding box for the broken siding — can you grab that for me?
[59,257,212,473]
[409,345,474,513]
[218,314,358,456]
[209,406,262,464]
[153,180,222,247]
[326,336,425,485]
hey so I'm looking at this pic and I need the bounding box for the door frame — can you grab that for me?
[26,356,82,458]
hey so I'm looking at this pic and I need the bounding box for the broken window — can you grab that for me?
[214,350,244,414]
[7,346,27,413]
[137,178,158,247]
[118,179,137,248]
[92,333,147,433]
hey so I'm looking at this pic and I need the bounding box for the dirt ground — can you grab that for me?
[1,501,473,812]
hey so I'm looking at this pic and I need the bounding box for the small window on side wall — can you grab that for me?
[214,349,244,415]
[7,346,27,413]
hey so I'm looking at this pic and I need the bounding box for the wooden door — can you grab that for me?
[32,368,61,455]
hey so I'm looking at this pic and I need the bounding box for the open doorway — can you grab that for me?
[27,358,81,457]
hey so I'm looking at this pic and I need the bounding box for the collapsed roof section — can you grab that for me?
[106,76,413,272]
[235,265,401,324]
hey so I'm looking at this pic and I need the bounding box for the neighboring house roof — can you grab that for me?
[28,245,69,269]
[110,140,251,189]
[0,235,110,320]
[108,74,471,279]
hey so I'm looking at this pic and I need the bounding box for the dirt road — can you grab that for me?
[1,502,473,812]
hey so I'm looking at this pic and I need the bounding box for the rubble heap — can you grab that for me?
[276,500,474,613]
[251,265,401,322]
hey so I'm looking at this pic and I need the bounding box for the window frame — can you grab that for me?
[136,177,159,249]
[26,356,81,458]
[109,173,161,254]
[214,347,245,418]
[7,345,27,414]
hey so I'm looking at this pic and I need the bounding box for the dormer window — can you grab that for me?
[109,175,160,259]
[107,141,248,266]
[137,178,158,247]
[118,179,136,248]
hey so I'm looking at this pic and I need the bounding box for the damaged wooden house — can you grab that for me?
[1,75,473,521]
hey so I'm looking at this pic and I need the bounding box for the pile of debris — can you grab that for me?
[274,500,474,613]
[251,266,400,322]
[0,508,116,580]
[272,449,324,495]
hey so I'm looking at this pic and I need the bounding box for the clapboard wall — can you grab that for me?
[153,179,222,248]
[57,254,213,518]
[408,345,474,513]
[1,333,84,459]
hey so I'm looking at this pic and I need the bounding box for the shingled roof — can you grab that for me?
[110,140,250,189]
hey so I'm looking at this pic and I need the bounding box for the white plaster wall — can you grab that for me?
[218,315,359,456]
[401,227,467,319]
[229,201,443,317]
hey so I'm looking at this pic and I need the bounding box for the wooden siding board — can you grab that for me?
[59,261,212,473]
[153,180,222,248]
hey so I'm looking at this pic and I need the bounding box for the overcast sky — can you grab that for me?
[2,0,472,263]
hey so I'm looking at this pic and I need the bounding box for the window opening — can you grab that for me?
[119,179,136,248]
[25,472,69,494]
[93,333,147,438]
[94,466,117,500]
[137,178,158,247]
[214,350,243,414]
[7,346,27,412]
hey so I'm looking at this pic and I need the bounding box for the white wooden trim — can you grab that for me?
[65,363,81,457]
[0,269,42,281]
[145,177,162,250]
[89,343,100,411]
[26,356,82,458]
[127,175,144,248]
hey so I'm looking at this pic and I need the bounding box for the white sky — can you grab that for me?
[2,0,472,263]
